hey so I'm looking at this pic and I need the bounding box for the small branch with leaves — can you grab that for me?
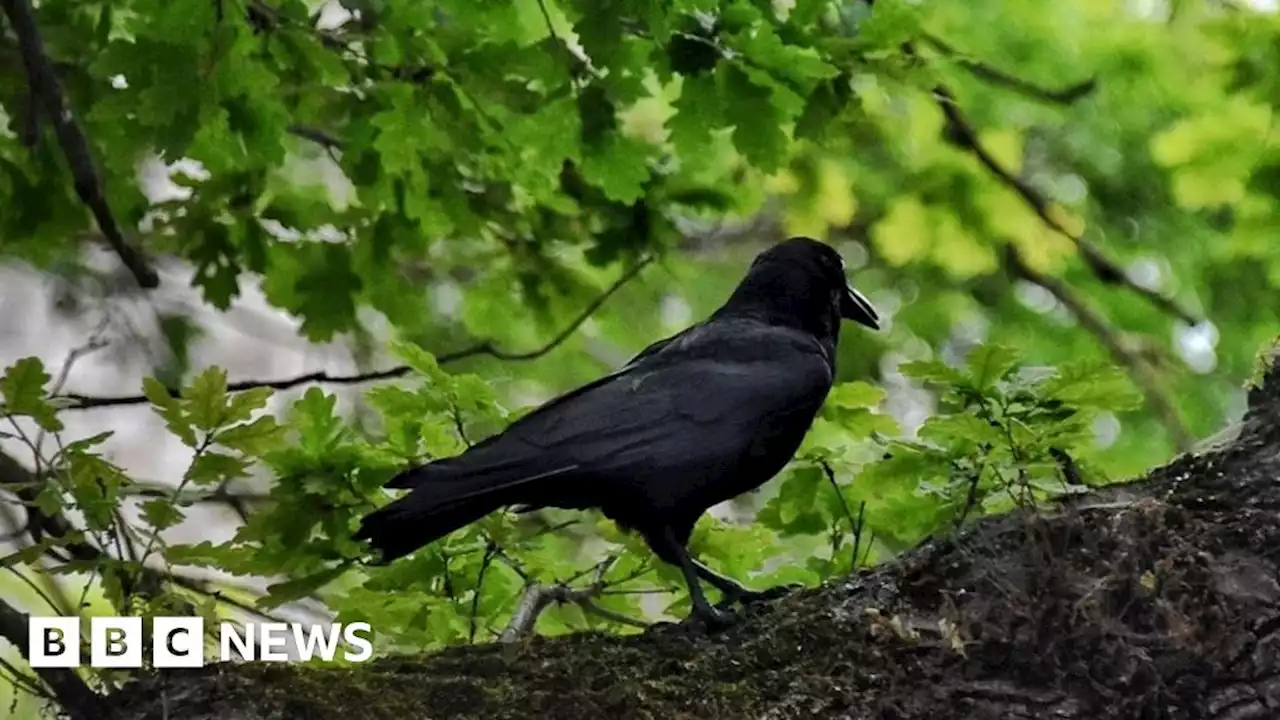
[0,0,158,289]
[921,34,1097,105]
[499,555,648,642]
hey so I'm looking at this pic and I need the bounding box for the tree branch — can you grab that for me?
[0,0,159,289]
[287,124,345,150]
[96,352,1280,718]
[921,34,1097,105]
[0,598,104,720]
[932,87,1198,326]
[54,256,653,411]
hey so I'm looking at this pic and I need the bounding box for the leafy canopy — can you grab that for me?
[2,0,1280,714]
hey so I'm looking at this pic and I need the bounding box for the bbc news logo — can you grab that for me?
[28,617,373,668]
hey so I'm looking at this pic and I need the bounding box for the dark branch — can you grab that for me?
[0,598,104,720]
[932,87,1198,326]
[0,0,159,289]
[922,34,1097,105]
[56,257,653,410]
[287,124,344,150]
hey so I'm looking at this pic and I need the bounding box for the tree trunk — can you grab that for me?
[104,351,1280,720]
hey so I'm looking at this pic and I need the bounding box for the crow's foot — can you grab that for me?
[691,603,737,629]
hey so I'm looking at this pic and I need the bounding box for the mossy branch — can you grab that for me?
[98,347,1280,720]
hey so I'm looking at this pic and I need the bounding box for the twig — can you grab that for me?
[55,256,654,410]
[499,584,554,642]
[119,481,269,506]
[286,124,344,150]
[818,460,861,568]
[0,451,168,603]
[575,598,648,628]
[450,406,472,448]
[0,655,49,701]
[932,87,1198,326]
[49,337,108,397]
[1005,245,1194,451]
[3,565,69,616]
[0,0,159,289]
[468,541,498,644]
[0,598,104,720]
[167,575,285,624]
[921,34,1097,105]
[533,0,559,44]
[498,555,647,641]
[850,501,867,569]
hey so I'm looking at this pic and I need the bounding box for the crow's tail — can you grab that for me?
[354,460,576,563]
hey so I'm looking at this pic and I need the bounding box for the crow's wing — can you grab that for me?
[384,318,833,507]
[444,320,833,482]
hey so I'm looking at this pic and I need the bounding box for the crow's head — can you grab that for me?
[742,237,881,333]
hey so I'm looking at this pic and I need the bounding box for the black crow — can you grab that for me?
[355,237,880,624]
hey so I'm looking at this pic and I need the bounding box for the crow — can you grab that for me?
[355,237,880,624]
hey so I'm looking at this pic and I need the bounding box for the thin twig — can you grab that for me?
[818,460,860,568]
[850,501,867,570]
[0,0,158,289]
[921,34,1097,105]
[576,598,648,628]
[286,124,344,149]
[498,554,648,641]
[56,256,653,410]
[468,541,498,644]
[0,655,50,701]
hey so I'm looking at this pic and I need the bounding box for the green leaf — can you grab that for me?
[761,465,827,534]
[898,359,967,386]
[140,498,185,531]
[261,563,354,609]
[389,342,449,384]
[966,344,1022,391]
[579,134,653,204]
[61,431,115,454]
[1,357,61,432]
[226,387,273,424]
[144,377,197,448]
[215,417,285,455]
[187,367,230,431]
[185,451,252,485]
[918,413,1000,448]
[721,64,788,170]
[827,381,886,409]
[668,74,723,160]
[1041,359,1143,413]
[292,388,346,455]
[735,25,838,88]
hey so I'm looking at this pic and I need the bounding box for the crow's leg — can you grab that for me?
[691,559,754,598]
[658,528,734,626]
[691,559,794,604]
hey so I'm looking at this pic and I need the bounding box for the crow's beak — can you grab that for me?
[840,283,880,330]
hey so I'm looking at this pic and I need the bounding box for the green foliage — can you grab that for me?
[4,0,1280,713]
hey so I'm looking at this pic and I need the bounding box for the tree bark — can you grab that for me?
[103,350,1280,720]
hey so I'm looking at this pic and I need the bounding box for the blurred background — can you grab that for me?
[2,0,1280,715]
